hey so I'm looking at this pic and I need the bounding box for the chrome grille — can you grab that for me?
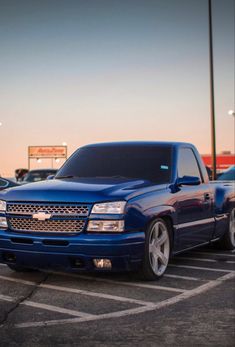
[7,203,89,216]
[8,217,85,233]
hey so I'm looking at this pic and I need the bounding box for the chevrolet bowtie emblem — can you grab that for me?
[32,212,52,221]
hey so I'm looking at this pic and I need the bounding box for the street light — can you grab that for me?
[0,122,2,127]
[228,110,235,117]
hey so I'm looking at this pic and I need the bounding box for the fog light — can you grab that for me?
[93,259,112,269]
[0,217,7,229]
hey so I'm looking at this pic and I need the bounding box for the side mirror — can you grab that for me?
[176,176,201,187]
[47,175,55,180]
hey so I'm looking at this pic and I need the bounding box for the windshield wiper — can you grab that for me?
[94,175,138,180]
[55,175,77,179]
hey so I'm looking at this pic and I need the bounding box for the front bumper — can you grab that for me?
[0,229,145,272]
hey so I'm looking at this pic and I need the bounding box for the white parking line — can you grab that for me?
[0,294,15,302]
[164,274,202,281]
[169,264,235,273]
[0,263,212,283]
[0,274,156,306]
[62,271,203,282]
[0,275,37,286]
[175,256,235,264]
[23,300,95,318]
[53,272,186,293]
[14,272,235,329]
[191,251,235,258]
[40,283,158,306]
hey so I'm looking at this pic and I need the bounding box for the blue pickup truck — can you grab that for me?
[0,142,234,280]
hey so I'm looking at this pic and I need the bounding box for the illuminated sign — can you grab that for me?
[28,146,67,159]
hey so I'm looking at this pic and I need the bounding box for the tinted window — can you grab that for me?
[0,179,8,187]
[57,145,172,184]
[178,148,201,179]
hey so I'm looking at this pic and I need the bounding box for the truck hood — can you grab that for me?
[0,177,167,203]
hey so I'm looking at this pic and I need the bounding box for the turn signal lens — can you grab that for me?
[0,217,8,229]
[87,220,124,232]
[0,200,6,213]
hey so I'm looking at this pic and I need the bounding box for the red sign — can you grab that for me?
[202,154,235,170]
[28,146,67,159]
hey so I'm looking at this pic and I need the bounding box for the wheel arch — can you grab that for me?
[144,208,175,253]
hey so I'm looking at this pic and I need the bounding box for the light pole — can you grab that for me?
[208,0,217,180]
[228,111,235,153]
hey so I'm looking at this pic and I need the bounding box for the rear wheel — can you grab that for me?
[140,218,171,280]
[217,208,235,250]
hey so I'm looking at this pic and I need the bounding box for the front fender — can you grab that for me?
[125,201,176,235]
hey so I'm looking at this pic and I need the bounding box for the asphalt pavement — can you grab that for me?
[0,245,234,347]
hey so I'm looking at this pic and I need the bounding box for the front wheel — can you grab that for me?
[217,208,235,250]
[140,218,171,280]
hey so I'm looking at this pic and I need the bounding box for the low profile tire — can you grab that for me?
[217,208,235,250]
[7,264,37,272]
[140,218,171,280]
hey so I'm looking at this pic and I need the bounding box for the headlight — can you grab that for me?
[0,200,6,213]
[0,217,8,229]
[91,201,126,214]
[87,220,124,232]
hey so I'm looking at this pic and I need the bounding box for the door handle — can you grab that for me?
[204,193,210,201]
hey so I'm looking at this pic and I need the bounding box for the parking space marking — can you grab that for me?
[0,275,37,286]
[60,271,203,283]
[175,256,235,264]
[40,283,158,306]
[14,271,235,329]
[0,294,96,319]
[164,274,201,281]
[0,274,158,306]
[23,300,96,318]
[0,294,15,302]
[169,264,235,273]
[0,264,210,282]
[191,251,235,258]
[53,272,186,293]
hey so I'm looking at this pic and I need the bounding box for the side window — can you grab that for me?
[178,148,202,180]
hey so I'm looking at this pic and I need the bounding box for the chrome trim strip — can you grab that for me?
[174,217,215,230]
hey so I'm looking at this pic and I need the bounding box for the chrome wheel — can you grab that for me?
[229,208,235,247]
[148,220,170,276]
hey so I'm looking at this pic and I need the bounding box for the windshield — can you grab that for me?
[56,145,172,184]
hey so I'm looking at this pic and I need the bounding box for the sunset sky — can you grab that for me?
[0,0,234,177]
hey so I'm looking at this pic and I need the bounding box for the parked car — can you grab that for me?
[15,168,29,182]
[217,166,235,181]
[21,169,57,183]
[0,142,234,280]
[0,178,19,191]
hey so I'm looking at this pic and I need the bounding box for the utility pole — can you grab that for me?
[208,0,217,180]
